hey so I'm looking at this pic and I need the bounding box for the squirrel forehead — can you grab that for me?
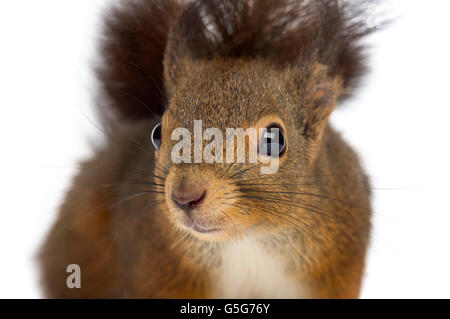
[165,59,304,128]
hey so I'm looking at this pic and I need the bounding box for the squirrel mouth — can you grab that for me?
[178,217,222,234]
[190,224,221,234]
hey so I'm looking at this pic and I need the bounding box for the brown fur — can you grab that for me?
[96,0,183,121]
[39,0,377,298]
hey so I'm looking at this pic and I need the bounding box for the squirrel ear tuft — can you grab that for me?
[164,0,381,100]
[97,0,383,122]
[96,0,183,122]
[302,65,341,139]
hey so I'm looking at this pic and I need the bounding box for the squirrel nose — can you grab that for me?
[171,188,206,211]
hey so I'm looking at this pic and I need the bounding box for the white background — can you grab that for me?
[0,1,449,298]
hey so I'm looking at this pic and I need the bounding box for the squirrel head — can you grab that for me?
[156,57,340,241]
[98,0,377,242]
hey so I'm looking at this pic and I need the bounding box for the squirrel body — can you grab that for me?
[39,0,375,298]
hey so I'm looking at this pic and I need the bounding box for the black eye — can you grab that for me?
[151,122,162,150]
[259,124,286,157]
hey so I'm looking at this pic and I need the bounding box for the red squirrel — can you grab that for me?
[39,0,377,298]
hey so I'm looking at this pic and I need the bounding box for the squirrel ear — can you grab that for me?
[96,0,183,122]
[302,65,341,139]
[163,31,190,97]
[163,1,204,97]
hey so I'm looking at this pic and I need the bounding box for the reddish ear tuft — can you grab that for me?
[96,0,183,122]
[166,0,380,100]
[96,0,382,122]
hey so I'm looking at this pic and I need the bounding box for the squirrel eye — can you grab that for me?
[151,122,162,150]
[259,124,286,157]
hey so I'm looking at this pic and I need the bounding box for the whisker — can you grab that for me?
[102,181,165,188]
[227,194,344,225]
[58,164,166,181]
[233,201,338,249]
[79,108,169,178]
[237,188,370,211]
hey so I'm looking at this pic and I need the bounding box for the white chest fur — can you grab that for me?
[212,237,306,298]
